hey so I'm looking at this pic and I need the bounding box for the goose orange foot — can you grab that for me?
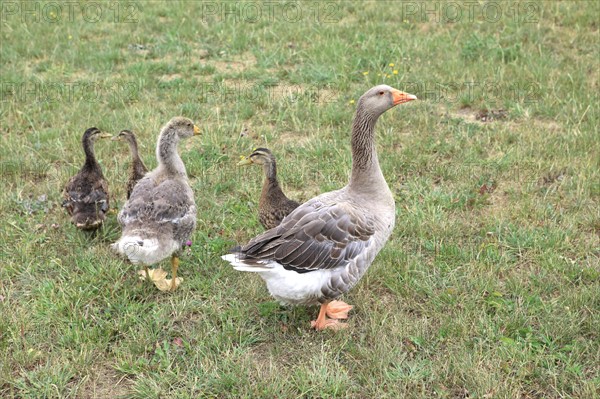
[326,300,353,319]
[310,301,353,331]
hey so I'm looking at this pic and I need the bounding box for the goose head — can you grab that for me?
[162,116,201,140]
[358,84,417,118]
[83,127,112,142]
[111,129,137,143]
[238,147,275,166]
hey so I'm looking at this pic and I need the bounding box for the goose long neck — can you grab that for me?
[156,132,185,176]
[349,106,384,191]
[127,137,142,164]
[83,136,100,171]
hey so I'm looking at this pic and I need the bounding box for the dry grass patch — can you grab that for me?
[77,364,131,399]
[212,52,257,73]
[158,73,183,83]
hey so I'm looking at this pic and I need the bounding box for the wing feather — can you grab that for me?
[233,197,376,273]
[118,175,195,236]
[63,172,109,222]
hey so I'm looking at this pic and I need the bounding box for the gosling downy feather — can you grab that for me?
[63,127,112,230]
[112,130,148,199]
[222,85,417,330]
[111,117,200,291]
[238,147,300,229]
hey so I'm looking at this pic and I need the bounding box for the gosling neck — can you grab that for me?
[262,159,277,183]
[261,160,286,199]
[83,137,101,172]
[126,136,143,165]
[156,131,186,177]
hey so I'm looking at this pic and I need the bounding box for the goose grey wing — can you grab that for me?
[119,177,195,231]
[118,175,155,223]
[238,199,376,273]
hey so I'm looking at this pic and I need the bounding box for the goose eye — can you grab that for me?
[379,91,384,96]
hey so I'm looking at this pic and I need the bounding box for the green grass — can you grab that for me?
[1,1,599,398]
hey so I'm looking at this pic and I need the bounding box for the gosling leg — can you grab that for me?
[170,255,179,291]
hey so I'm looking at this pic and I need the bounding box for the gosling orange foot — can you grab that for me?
[326,300,353,320]
[311,302,350,331]
[137,267,182,292]
[137,267,167,282]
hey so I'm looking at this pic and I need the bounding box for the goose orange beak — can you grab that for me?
[391,89,417,105]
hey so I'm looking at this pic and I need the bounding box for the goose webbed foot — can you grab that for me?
[136,256,182,292]
[325,300,353,320]
[137,267,182,292]
[138,267,166,284]
[155,275,182,292]
[310,301,352,331]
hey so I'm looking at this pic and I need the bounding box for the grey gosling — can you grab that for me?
[112,117,200,291]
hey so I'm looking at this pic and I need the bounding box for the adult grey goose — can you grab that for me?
[112,117,200,292]
[222,85,417,330]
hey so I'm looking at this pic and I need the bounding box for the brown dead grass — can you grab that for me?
[158,73,183,83]
[277,130,311,146]
[213,52,257,73]
[77,363,131,399]
[446,107,486,125]
[192,48,209,59]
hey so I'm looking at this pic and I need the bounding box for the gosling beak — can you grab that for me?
[111,135,122,141]
[99,133,113,139]
[237,155,253,166]
[193,125,201,135]
[391,89,417,106]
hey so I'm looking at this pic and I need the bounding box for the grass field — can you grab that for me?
[1,1,599,398]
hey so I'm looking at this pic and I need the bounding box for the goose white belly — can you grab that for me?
[260,265,332,306]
